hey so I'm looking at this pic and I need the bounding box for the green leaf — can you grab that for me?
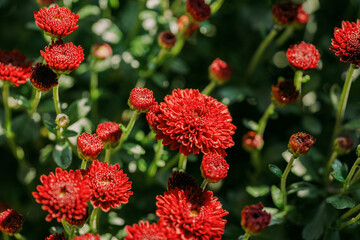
[246,185,270,198]
[137,158,147,172]
[65,98,91,125]
[109,0,120,9]
[169,58,189,75]
[14,95,31,109]
[152,73,168,89]
[326,195,356,209]
[323,231,340,240]
[302,115,322,135]
[268,164,283,178]
[62,129,78,138]
[271,185,284,209]
[108,212,124,226]
[331,159,348,183]
[43,120,57,133]
[12,113,40,144]
[288,182,315,194]
[242,118,258,131]
[53,142,72,169]
[77,5,101,19]
[123,143,146,155]
[264,207,286,226]
[40,144,53,163]
[343,119,360,130]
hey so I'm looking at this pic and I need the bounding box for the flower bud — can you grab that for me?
[334,137,354,155]
[271,79,299,107]
[65,207,89,228]
[128,87,155,113]
[91,43,113,60]
[201,153,229,183]
[30,63,58,92]
[242,131,264,152]
[0,209,23,234]
[241,203,271,235]
[288,132,315,157]
[272,1,309,26]
[55,113,70,128]
[158,31,177,50]
[286,42,320,71]
[96,122,122,148]
[186,0,211,22]
[77,132,103,161]
[177,15,199,37]
[209,58,232,84]
[45,233,67,240]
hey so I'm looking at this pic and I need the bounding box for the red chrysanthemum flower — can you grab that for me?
[286,42,320,71]
[30,63,58,91]
[65,206,89,228]
[242,131,264,152]
[186,0,211,22]
[156,89,236,156]
[128,87,155,112]
[91,43,113,60]
[32,168,91,222]
[96,122,122,148]
[34,5,79,38]
[125,221,175,240]
[241,203,271,235]
[73,233,100,240]
[77,132,103,161]
[0,209,23,234]
[158,31,177,50]
[177,15,199,37]
[0,49,32,87]
[167,171,198,191]
[201,153,229,183]
[330,20,360,66]
[334,137,354,155]
[272,1,308,26]
[146,102,161,132]
[83,160,132,212]
[209,58,232,84]
[156,187,228,240]
[272,79,299,106]
[45,233,67,240]
[288,132,316,157]
[41,39,84,74]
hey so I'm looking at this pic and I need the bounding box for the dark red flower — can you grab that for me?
[272,79,299,106]
[286,42,320,71]
[36,0,56,7]
[41,39,84,74]
[32,168,91,222]
[334,137,354,155]
[209,58,232,84]
[241,203,271,235]
[34,5,79,38]
[158,31,177,50]
[272,1,308,25]
[156,89,236,156]
[30,63,58,91]
[288,132,316,157]
[177,15,199,37]
[0,49,32,87]
[45,233,67,240]
[83,160,132,212]
[128,87,155,112]
[96,122,122,148]
[65,206,88,228]
[91,43,113,60]
[146,102,161,132]
[0,209,23,234]
[167,171,198,191]
[77,132,103,161]
[330,20,360,66]
[156,187,228,240]
[73,233,100,240]
[201,153,229,183]
[0,203,11,213]
[125,221,175,240]
[186,0,211,22]
[242,131,264,152]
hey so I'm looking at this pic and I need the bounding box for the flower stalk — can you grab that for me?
[89,207,101,233]
[147,140,164,177]
[28,89,42,116]
[201,81,217,96]
[90,66,99,122]
[257,103,275,137]
[104,148,111,163]
[343,157,360,192]
[201,179,208,190]
[280,154,296,209]
[241,232,252,240]
[53,84,61,115]
[114,111,139,151]
[178,154,187,171]
[341,203,360,221]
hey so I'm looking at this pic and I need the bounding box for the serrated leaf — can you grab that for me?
[246,185,270,198]
[271,185,284,209]
[269,164,283,178]
[331,159,348,183]
[53,142,72,169]
[326,194,356,209]
[62,129,78,137]
[65,98,91,125]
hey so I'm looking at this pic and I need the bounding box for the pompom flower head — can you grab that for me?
[73,233,100,240]
[128,87,155,112]
[146,102,161,132]
[0,49,32,87]
[82,160,132,212]
[77,132,103,161]
[125,221,175,240]
[287,42,320,71]
[32,168,91,222]
[30,63,58,91]
[167,171,198,191]
[201,153,229,183]
[156,186,228,239]
[158,31,177,50]
[334,137,354,155]
[186,0,211,22]
[288,132,316,157]
[156,89,236,156]
[272,79,299,106]
[330,20,360,65]
[0,209,23,234]
[272,1,308,26]
[96,122,122,148]
[242,131,264,152]
[178,15,199,37]
[45,233,67,240]
[209,58,233,84]
[91,43,113,60]
[241,203,271,235]
[34,5,79,38]
[41,39,84,74]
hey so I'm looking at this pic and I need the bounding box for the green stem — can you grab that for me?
[90,207,101,233]
[343,157,360,192]
[90,69,99,122]
[241,232,252,240]
[104,148,111,163]
[341,203,360,221]
[2,232,9,240]
[14,233,26,240]
[325,151,338,182]
[257,103,275,137]
[125,0,146,47]
[53,84,61,115]
[178,154,187,171]
[61,219,72,236]
[114,111,139,152]
[28,90,42,116]
[275,26,294,46]
[147,140,164,177]
[3,81,12,137]
[349,167,360,186]
[68,226,75,240]
[201,179,208,189]
[339,212,360,229]
[160,153,180,173]
[210,0,225,14]
[201,81,217,96]
[281,154,296,210]
[250,150,261,182]
[80,159,87,170]
[245,26,280,81]
[294,70,304,92]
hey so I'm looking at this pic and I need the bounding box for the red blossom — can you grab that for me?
[83,160,132,212]
[156,89,236,156]
[0,209,23,234]
[125,221,176,240]
[30,63,58,91]
[41,39,84,74]
[287,42,320,71]
[177,15,199,36]
[45,233,67,240]
[272,1,308,25]
[209,58,232,84]
[288,132,316,157]
[334,137,354,155]
[73,233,100,240]
[201,153,229,183]
[0,49,32,87]
[167,171,198,191]
[91,43,113,60]
[146,102,161,132]
[34,5,79,38]
[128,87,155,112]
[242,131,264,152]
[271,79,299,106]
[96,122,122,147]
[65,206,89,228]
[158,31,177,50]
[330,20,360,66]
[77,132,103,161]
[186,0,211,22]
[32,168,91,222]
[241,203,271,234]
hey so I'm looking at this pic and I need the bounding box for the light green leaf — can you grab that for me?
[268,164,283,178]
[53,142,72,169]
[271,185,284,209]
[246,185,270,198]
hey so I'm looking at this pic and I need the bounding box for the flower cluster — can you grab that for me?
[209,58,233,84]
[0,209,23,234]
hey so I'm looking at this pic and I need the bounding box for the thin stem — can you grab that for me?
[61,219,72,236]
[343,157,360,192]
[201,179,208,189]
[90,207,101,233]
[339,212,360,229]
[201,81,217,96]
[294,70,304,92]
[325,151,338,182]
[104,148,111,163]
[68,226,75,240]
[28,90,42,116]
[341,203,360,221]
[53,84,61,115]
[2,232,9,240]
[281,154,296,210]
[147,140,164,177]
[114,111,139,152]
[241,232,252,240]
[160,153,180,173]
[210,0,225,14]
[250,150,261,182]
[3,81,12,137]
[275,26,294,46]
[349,166,360,186]
[80,159,87,170]
[178,154,187,171]
[245,26,280,81]
[90,69,99,122]
[257,103,275,137]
